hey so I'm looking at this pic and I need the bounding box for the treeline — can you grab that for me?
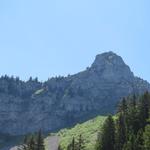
[96,92,150,150]
[0,75,41,98]
[0,75,75,99]
[18,130,45,150]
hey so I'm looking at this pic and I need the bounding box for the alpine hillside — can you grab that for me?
[0,51,149,135]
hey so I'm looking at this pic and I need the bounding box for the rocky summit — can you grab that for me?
[0,51,150,135]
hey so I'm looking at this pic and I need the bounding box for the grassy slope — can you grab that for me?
[47,116,106,150]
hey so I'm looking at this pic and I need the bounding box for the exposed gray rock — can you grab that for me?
[0,51,150,136]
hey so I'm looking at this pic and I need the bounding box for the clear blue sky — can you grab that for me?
[0,0,150,82]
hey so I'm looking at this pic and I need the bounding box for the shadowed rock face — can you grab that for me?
[0,51,150,135]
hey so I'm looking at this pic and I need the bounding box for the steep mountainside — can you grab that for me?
[0,51,150,135]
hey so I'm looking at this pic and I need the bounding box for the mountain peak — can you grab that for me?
[93,51,124,66]
[96,51,117,57]
[91,51,134,80]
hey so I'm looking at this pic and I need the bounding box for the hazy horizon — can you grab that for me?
[0,0,150,82]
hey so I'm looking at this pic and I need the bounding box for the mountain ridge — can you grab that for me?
[0,51,149,135]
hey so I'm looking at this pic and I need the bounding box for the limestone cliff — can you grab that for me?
[0,51,149,135]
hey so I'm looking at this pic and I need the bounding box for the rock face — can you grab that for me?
[0,51,149,135]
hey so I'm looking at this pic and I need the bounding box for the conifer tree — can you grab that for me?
[95,92,150,150]
[134,129,144,150]
[77,134,85,150]
[35,130,45,150]
[18,136,35,150]
[122,133,136,150]
[138,92,150,129]
[28,136,36,150]
[18,131,45,150]
[18,135,29,150]
[143,125,150,150]
[99,115,115,150]
[67,137,76,150]
[115,113,126,150]
[126,98,139,135]
[58,145,62,150]
[118,98,127,114]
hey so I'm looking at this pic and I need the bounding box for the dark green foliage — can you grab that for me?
[96,92,150,150]
[134,129,144,150]
[122,133,136,150]
[19,130,45,150]
[58,145,63,150]
[118,98,127,114]
[138,92,150,129]
[97,115,115,150]
[125,98,140,135]
[143,125,150,150]
[35,130,45,150]
[115,113,126,150]
[28,136,36,150]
